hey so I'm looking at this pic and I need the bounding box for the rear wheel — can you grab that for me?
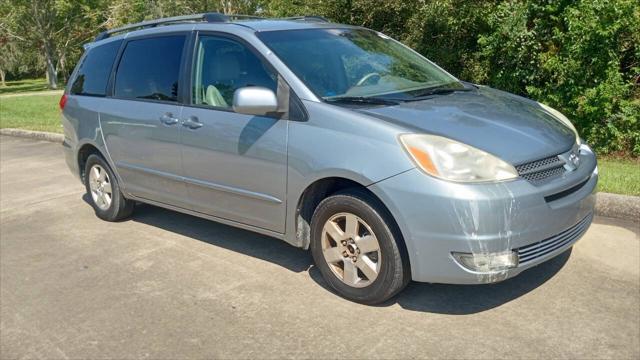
[310,190,409,304]
[84,154,134,221]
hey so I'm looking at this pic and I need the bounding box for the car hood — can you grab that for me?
[359,86,576,165]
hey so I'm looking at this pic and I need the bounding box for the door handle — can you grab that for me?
[160,113,179,125]
[182,116,203,129]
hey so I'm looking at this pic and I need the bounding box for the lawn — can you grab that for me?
[0,93,62,133]
[0,81,638,196]
[0,78,63,95]
[597,158,640,196]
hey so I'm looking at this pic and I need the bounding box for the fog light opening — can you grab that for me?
[452,251,519,273]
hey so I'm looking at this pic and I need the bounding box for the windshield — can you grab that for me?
[258,28,463,101]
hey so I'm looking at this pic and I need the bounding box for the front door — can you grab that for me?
[180,33,287,233]
[100,34,189,208]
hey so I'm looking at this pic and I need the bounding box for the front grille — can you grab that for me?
[516,154,566,184]
[516,214,592,264]
[521,166,565,182]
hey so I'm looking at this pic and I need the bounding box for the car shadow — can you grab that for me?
[108,199,571,315]
[309,249,571,314]
[128,202,313,274]
[391,249,570,314]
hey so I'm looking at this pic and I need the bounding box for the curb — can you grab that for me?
[0,128,64,143]
[594,192,639,222]
[1,128,638,222]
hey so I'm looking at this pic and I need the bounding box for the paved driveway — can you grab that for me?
[1,135,638,359]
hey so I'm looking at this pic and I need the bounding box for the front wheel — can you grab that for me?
[84,154,134,221]
[310,190,410,304]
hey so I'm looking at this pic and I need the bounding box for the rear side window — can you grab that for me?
[70,40,122,96]
[114,35,185,102]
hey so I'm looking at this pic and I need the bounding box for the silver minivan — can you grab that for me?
[61,13,597,304]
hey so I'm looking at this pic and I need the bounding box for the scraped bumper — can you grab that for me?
[368,147,597,284]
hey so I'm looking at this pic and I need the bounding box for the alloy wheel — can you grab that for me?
[88,164,112,210]
[321,212,382,288]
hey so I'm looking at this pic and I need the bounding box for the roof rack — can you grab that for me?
[93,12,330,42]
[94,12,262,41]
[281,16,329,22]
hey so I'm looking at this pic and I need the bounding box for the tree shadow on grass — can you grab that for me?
[0,80,62,95]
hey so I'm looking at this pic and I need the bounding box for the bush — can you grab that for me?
[473,0,639,155]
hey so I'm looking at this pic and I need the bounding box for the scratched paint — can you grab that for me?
[449,183,521,283]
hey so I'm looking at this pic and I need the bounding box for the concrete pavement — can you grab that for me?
[1,135,638,359]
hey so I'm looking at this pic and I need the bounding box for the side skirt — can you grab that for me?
[126,193,289,243]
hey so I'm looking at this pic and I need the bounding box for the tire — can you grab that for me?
[310,189,410,304]
[84,154,134,221]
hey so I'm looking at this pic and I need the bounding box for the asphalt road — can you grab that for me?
[1,135,638,359]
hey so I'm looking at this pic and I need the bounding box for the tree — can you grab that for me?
[7,0,108,89]
[52,0,107,82]
[9,0,60,88]
[476,0,639,155]
[103,0,262,28]
[0,35,19,86]
[0,1,22,86]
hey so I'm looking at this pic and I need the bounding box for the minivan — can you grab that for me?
[62,13,597,304]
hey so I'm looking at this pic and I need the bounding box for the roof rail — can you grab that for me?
[281,16,329,22]
[93,13,329,42]
[227,14,265,20]
[94,12,264,41]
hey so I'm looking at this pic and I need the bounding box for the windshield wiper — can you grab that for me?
[409,85,472,99]
[325,96,399,106]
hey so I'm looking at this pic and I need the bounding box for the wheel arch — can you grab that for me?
[77,142,106,182]
[76,140,120,185]
[294,177,410,271]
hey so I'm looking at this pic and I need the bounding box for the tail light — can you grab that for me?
[59,94,68,110]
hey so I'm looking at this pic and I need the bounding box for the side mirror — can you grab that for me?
[232,87,279,116]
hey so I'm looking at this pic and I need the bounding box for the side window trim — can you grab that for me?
[106,31,189,105]
[67,51,88,94]
[185,30,307,121]
[106,38,128,97]
[178,30,196,105]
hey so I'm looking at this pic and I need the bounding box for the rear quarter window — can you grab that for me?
[70,40,122,96]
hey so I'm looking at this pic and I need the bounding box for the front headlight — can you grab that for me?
[399,134,518,183]
[539,103,580,145]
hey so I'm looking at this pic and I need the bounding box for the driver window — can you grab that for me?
[192,35,277,109]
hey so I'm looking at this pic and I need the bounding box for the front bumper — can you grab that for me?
[368,146,597,284]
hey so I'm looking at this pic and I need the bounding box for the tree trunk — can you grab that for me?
[43,41,58,89]
[57,55,67,84]
[0,69,6,87]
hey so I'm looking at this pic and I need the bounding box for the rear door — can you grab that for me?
[179,33,288,232]
[100,34,190,208]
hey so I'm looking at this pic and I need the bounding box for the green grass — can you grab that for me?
[0,78,62,95]
[0,87,638,196]
[596,158,640,196]
[0,94,62,133]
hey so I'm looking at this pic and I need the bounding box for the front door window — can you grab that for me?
[192,35,277,109]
